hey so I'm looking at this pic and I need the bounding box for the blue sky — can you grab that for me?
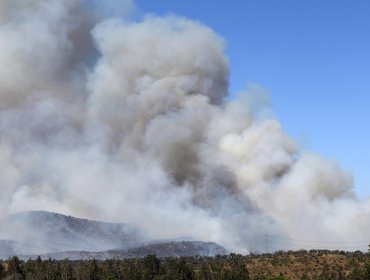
[135,0,370,197]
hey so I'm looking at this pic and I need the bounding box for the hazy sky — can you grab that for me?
[135,0,370,197]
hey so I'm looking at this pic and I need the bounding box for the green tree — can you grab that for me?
[104,259,119,280]
[362,260,370,280]
[86,259,101,280]
[0,262,5,279]
[348,266,363,280]
[143,254,161,280]
[43,258,60,280]
[228,253,249,280]
[199,262,212,280]
[267,276,290,280]
[60,259,73,280]
[165,258,194,280]
[7,256,23,277]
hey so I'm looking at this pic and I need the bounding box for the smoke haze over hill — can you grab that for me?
[0,0,369,253]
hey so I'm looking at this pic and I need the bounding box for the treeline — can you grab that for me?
[1,254,247,280]
[1,251,370,279]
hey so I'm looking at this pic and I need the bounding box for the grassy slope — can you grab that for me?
[246,250,367,279]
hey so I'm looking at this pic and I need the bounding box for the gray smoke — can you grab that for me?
[0,0,369,253]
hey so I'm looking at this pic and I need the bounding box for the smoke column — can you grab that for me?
[0,0,369,253]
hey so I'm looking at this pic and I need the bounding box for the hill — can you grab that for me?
[0,211,227,259]
[0,211,145,257]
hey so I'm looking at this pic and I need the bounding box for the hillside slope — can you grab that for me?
[0,211,227,259]
[0,211,146,257]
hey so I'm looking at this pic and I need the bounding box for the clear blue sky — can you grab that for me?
[135,0,370,197]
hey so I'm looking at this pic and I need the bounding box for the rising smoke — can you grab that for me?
[0,0,369,253]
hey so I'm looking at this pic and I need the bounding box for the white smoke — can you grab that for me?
[0,0,369,253]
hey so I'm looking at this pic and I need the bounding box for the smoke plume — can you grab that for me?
[0,0,369,253]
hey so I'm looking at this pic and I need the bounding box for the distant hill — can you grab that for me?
[120,240,227,258]
[22,241,228,260]
[0,211,146,257]
[0,211,227,259]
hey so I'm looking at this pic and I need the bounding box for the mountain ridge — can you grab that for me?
[0,211,227,259]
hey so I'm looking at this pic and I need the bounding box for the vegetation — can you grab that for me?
[1,250,370,279]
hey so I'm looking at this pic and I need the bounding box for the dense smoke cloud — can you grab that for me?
[0,0,369,253]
